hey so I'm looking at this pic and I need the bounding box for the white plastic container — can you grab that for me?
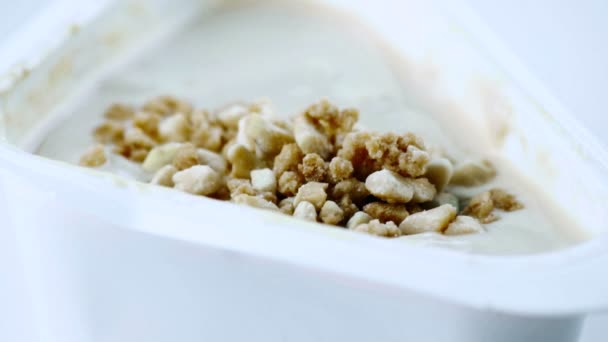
[1,1,608,341]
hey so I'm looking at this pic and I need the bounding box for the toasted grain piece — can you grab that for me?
[490,188,524,211]
[142,142,183,172]
[294,182,328,210]
[227,178,256,197]
[279,197,295,215]
[79,144,106,167]
[424,158,453,193]
[143,95,192,116]
[172,144,200,170]
[352,219,401,238]
[346,211,373,229]
[338,131,377,179]
[93,120,124,144]
[363,132,428,177]
[197,148,228,175]
[398,145,430,178]
[216,103,249,129]
[277,171,303,197]
[124,127,156,150]
[299,153,327,182]
[411,178,437,203]
[159,112,190,143]
[227,144,258,178]
[150,164,178,187]
[328,156,354,183]
[104,103,134,120]
[250,168,277,193]
[329,178,369,205]
[273,143,302,176]
[363,202,409,224]
[399,204,457,235]
[337,196,359,221]
[132,111,161,138]
[450,159,496,186]
[444,215,485,235]
[191,125,224,152]
[242,113,294,157]
[172,165,222,196]
[232,194,279,211]
[293,115,333,160]
[293,201,317,222]
[462,191,497,224]
[365,169,414,203]
[319,200,344,225]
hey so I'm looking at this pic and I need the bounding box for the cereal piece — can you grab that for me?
[293,115,333,160]
[93,120,124,144]
[299,153,327,182]
[330,178,369,205]
[462,191,497,224]
[406,203,424,214]
[242,113,294,157]
[294,182,328,210]
[365,169,414,203]
[424,158,453,193]
[132,111,161,138]
[363,202,409,224]
[277,171,303,197]
[352,219,401,238]
[398,145,430,178]
[232,194,279,211]
[328,157,353,183]
[279,197,295,215]
[444,216,485,235]
[227,178,256,197]
[104,103,134,120]
[216,103,249,129]
[346,211,373,229]
[248,98,275,117]
[150,164,178,187]
[257,191,278,204]
[431,192,460,211]
[197,148,228,174]
[143,95,192,116]
[250,168,277,193]
[123,127,155,150]
[159,112,190,143]
[191,125,224,152]
[490,188,524,211]
[411,178,437,203]
[338,131,377,179]
[79,144,106,167]
[302,99,359,147]
[337,196,359,221]
[273,143,302,175]
[172,144,200,170]
[142,142,183,172]
[293,201,317,222]
[399,204,457,235]
[450,159,496,186]
[172,165,222,196]
[319,200,344,225]
[227,144,258,178]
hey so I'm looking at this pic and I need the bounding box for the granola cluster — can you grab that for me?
[82,96,523,238]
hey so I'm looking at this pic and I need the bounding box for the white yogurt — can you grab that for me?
[35,0,587,254]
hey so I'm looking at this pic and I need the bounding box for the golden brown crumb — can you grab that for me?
[279,197,295,215]
[352,219,401,238]
[273,143,302,176]
[490,188,524,211]
[133,111,161,139]
[337,195,359,222]
[227,144,258,179]
[329,178,369,205]
[302,98,358,147]
[93,121,124,144]
[104,103,134,121]
[294,182,328,210]
[79,144,106,167]
[257,191,278,204]
[319,200,344,225]
[150,164,178,187]
[143,95,192,116]
[462,191,497,224]
[277,171,303,197]
[172,144,200,170]
[299,153,327,182]
[328,156,353,183]
[190,125,224,151]
[227,178,256,198]
[363,202,409,224]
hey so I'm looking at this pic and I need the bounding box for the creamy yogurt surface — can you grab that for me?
[35,0,587,254]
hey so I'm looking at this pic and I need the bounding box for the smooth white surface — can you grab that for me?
[1,0,607,341]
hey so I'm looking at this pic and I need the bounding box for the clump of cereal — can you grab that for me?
[84,96,523,239]
[79,144,107,167]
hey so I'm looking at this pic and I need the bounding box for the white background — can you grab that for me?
[1,1,606,341]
